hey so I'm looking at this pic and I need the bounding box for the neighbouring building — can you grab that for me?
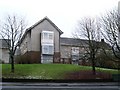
[60,38,111,65]
[60,37,89,65]
[0,39,10,63]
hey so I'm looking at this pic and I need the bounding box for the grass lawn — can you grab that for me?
[1,64,119,79]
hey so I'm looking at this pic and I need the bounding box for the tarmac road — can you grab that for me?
[1,82,120,90]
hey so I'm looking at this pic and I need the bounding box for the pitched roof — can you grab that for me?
[26,16,63,34]
[60,37,89,47]
[60,37,111,49]
[0,39,11,49]
[19,16,63,45]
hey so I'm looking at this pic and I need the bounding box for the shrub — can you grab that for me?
[15,55,31,64]
[96,50,119,69]
[0,59,5,64]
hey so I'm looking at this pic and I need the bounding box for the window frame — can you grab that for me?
[42,44,54,55]
[42,31,54,40]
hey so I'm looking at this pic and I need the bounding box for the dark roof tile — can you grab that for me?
[0,39,11,49]
[60,37,89,46]
[60,37,111,49]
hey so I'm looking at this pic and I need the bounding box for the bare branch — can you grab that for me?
[101,8,120,60]
[73,17,102,74]
[0,14,26,72]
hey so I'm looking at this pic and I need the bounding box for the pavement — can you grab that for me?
[1,82,120,90]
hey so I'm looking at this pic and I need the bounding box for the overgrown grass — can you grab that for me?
[2,64,119,79]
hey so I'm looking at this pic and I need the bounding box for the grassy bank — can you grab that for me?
[2,64,119,79]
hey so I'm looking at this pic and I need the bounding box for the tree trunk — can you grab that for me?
[91,52,96,75]
[92,58,96,75]
[11,55,14,73]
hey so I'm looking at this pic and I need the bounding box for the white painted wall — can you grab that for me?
[0,40,10,63]
[2,49,9,63]
[0,49,2,61]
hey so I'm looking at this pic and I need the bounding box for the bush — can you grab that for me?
[15,55,31,64]
[15,51,40,64]
[0,59,5,64]
[96,50,119,69]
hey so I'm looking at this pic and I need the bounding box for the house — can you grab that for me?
[18,17,63,63]
[0,39,10,63]
[16,16,110,64]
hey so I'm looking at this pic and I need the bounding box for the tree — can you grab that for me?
[0,15,26,73]
[101,8,120,61]
[73,17,101,75]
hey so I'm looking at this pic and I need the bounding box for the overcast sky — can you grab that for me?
[0,0,119,37]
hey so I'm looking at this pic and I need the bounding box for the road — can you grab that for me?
[1,82,120,90]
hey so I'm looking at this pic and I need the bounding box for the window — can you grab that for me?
[49,33,53,39]
[43,45,48,54]
[42,31,54,40]
[41,31,54,54]
[41,55,53,63]
[44,33,48,39]
[72,47,79,55]
[42,45,54,54]
[49,45,53,53]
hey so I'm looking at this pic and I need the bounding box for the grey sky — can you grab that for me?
[0,0,119,37]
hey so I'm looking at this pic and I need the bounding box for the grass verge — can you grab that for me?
[2,64,119,79]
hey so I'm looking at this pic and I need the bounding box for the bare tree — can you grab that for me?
[73,17,101,75]
[0,15,26,73]
[101,8,120,61]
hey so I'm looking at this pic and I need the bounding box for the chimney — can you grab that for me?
[101,39,104,42]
